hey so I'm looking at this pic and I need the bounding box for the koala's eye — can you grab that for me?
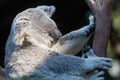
[43,31,48,34]
[42,31,49,35]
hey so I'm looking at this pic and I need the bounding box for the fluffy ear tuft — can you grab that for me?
[36,5,55,17]
[12,19,31,46]
[13,29,25,46]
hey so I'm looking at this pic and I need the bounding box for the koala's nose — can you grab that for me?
[49,30,62,41]
[55,30,62,40]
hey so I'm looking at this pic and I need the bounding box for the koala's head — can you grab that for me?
[11,5,62,48]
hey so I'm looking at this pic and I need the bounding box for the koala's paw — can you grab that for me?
[93,57,113,70]
[82,49,97,58]
[86,70,105,80]
[89,14,94,25]
[86,49,97,57]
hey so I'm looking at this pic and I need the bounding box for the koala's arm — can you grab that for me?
[46,51,112,75]
[52,15,95,55]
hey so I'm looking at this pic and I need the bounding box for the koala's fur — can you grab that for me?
[5,5,112,80]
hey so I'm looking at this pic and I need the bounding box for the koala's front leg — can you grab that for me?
[52,14,95,55]
[46,52,112,75]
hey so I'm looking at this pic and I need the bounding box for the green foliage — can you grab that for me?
[13,76,27,80]
[13,76,44,80]
[107,0,120,58]
[112,0,120,34]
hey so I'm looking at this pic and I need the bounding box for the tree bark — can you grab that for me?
[85,0,114,57]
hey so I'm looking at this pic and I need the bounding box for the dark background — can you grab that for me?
[0,0,90,67]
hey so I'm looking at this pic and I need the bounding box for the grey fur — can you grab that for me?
[5,5,112,80]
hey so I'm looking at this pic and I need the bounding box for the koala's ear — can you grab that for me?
[12,19,31,46]
[36,5,56,17]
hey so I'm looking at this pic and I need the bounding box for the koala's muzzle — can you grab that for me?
[49,30,62,43]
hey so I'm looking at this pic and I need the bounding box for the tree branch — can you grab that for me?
[85,0,114,57]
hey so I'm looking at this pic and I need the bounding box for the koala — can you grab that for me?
[5,5,112,80]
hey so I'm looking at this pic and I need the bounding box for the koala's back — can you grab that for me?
[5,46,56,79]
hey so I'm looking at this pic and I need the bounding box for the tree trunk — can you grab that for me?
[85,0,114,57]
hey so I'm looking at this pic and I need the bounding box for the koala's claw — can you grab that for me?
[86,70,105,80]
[97,77,105,80]
[83,46,91,52]
[100,58,112,62]
[89,14,94,25]
[95,58,113,70]
[86,57,112,71]
[95,70,104,74]
[92,70,104,77]
[86,49,97,57]
[102,63,113,70]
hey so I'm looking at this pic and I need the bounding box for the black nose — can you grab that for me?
[49,31,61,41]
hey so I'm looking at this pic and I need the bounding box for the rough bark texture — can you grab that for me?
[85,0,114,57]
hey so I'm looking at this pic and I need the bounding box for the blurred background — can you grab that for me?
[0,0,120,80]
